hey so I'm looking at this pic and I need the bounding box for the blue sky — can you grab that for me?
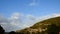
[0,0,60,32]
[0,0,60,17]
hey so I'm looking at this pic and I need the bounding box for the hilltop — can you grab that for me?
[31,16,60,29]
[16,16,60,34]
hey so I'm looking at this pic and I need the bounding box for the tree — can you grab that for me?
[8,31,16,34]
[26,31,30,34]
[0,25,5,34]
[32,32,35,34]
[37,31,41,34]
[47,24,59,34]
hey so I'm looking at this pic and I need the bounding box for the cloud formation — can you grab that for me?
[28,0,38,6]
[0,13,60,32]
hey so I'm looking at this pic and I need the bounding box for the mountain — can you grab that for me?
[16,16,60,34]
[31,16,60,29]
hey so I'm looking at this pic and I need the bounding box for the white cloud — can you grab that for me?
[52,13,60,17]
[29,3,37,6]
[26,14,36,20]
[0,13,60,32]
[28,0,38,6]
[10,12,23,19]
[36,13,60,22]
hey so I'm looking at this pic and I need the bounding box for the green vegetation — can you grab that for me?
[16,17,60,34]
[31,17,60,29]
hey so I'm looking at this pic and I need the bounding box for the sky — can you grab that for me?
[0,0,60,32]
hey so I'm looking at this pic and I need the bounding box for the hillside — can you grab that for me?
[16,16,60,34]
[31,16,60,29]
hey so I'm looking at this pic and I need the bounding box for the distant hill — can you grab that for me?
[16,16,60,34]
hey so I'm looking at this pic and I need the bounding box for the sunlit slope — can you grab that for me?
[31,17,60,29]
[16,16,60,33]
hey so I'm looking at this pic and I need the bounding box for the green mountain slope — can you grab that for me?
[16,16,60,34]
[31,17,60,29]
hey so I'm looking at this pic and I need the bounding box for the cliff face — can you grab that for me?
[16,17,60,34]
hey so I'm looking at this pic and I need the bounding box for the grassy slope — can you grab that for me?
[16,17,60,33]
